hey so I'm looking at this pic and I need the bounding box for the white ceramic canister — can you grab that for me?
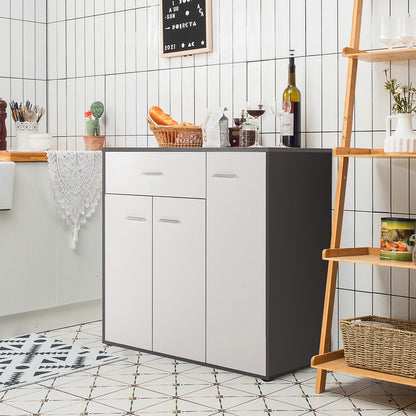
[15,121,38,151]
[384,113,416,153]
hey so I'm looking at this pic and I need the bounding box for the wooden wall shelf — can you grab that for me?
[343,47,416,62]
[333,147,416,158]
[0,151,47,162]
[322,247,416,269]
[311,350,416,387]
[314,0,416,395]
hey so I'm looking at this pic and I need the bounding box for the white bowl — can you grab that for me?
[29,133,53,151]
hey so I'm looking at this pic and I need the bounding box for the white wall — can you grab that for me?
[0,1,47,147]
[2,0,416,348]
[0,162,102,335]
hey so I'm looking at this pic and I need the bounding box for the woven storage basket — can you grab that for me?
[340,315,416,378]
[147,116,202,148]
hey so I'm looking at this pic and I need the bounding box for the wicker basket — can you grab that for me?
[340,315,416,378]
[147,117,203,148]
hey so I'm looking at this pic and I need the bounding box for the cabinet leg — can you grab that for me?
[315,369,327,393]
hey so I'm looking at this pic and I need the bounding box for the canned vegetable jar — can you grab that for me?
[380,218,415,262]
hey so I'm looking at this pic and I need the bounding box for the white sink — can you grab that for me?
[0,162,15,210]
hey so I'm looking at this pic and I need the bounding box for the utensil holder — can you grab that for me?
[15,121,38,151]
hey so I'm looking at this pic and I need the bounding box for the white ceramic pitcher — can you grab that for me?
[385,113,416,153]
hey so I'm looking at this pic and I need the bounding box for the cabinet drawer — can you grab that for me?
[105,152,206,198]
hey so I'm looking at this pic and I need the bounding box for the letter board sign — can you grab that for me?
[160,0,212,57]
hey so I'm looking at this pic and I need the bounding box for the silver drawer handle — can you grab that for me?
[212,173,238,178]
[142,171,163,176]
[125,216,146,222]
[158,218,181,224]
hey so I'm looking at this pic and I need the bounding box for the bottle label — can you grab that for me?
[281,100,294,136]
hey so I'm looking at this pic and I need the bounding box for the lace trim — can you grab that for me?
[47,151,102,249]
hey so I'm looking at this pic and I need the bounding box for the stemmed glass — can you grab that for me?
[245,101,265,147]
[400,14,416,48]
[271,101,292,147]
[380,16,401,49]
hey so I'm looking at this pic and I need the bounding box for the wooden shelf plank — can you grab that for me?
[343,47,416,62]
[333,147,416,158]
[322,247,416,269]
[0,151,47,162]
[311,350,416,387]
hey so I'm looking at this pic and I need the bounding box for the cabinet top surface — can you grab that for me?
[104,147,332,154]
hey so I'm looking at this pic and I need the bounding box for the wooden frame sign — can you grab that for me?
[160,0,212,57]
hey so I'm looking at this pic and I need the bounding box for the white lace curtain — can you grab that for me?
[47,151,102,249]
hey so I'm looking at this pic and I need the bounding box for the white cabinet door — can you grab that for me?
[104,194,152,350]
[153,197,205,362]
[206,152,267,375]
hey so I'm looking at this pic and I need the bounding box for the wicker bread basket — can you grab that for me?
[147,116,203,148]
[340,315,416,378]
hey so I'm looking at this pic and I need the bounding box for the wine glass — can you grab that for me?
[245,101,265,147]
[400,14,416,48]
[271,101,292,147]
[380,16,401,49]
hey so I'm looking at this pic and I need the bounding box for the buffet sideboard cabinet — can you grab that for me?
[103,148,332,380]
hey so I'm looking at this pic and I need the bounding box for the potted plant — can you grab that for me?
[83,101,105,151]
[384,69,416,153]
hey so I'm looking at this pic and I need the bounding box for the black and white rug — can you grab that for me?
[0,333,119,391]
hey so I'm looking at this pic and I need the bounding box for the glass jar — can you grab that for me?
[239,119,256,147]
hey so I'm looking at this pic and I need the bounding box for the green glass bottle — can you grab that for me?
[282,51,301,147]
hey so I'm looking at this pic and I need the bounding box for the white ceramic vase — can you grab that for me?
[384,113,416,153]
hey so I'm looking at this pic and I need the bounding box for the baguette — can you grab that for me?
[149,106,178,126]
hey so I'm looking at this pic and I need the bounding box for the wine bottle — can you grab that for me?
[282,51,301,147]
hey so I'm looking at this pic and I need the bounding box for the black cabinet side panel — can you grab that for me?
[266,151,331,377]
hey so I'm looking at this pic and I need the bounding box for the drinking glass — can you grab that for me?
[271,101,292,147]
[400,14,416,48]
[380,16,401,49]
[245,101,265,147]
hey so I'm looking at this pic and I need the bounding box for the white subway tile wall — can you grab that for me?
[2,0,416,350]
[0,0,47,148]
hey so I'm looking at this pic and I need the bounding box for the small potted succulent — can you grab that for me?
[83,101,105,151]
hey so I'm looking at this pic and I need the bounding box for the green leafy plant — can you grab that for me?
[85,101,104,136]
[384,69,416,114]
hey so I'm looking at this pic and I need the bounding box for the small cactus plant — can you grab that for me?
[85,101,104,136]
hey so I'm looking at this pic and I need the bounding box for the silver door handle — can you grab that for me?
[158,218,181,224]
[142,171,163,176]
[212,173,238,178]
[125,216,146,221]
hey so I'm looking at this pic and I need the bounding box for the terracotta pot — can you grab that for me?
[83,135,105,151]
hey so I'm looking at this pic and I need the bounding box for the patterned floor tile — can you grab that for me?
[265,395,311,412]
[39,399,125,415]
[7,388,83,414]
[0,402,30,416]
[52,375,131,400]
[401,400,416,412]
[306,395,355,412]
[1,384,50,401]
[92,385,171,412]
[378,381,416,396]
[351,395,405,411]
[83,361,137,377]
[1,320,415,416]
[299,381,347,397]
[359,411,404,416]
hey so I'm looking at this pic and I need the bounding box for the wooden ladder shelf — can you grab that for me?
[311,0,416,392]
